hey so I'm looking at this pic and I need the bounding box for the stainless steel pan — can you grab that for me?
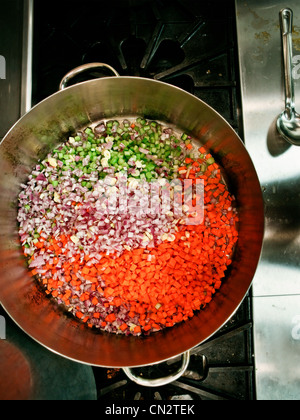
[0,63,264,373]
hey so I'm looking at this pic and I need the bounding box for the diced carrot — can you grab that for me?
[134,326,141,334]
[120,323,128,331]
[105,313,116,322]
[143,324,152,332]
[178,166,187,172]
[82,266,90,275]
[92,297,99,305]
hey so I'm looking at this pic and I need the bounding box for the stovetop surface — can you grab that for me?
[236,0,300,400]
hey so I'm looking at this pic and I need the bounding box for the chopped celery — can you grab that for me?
[43,117,198,191]
[181,133,188,141]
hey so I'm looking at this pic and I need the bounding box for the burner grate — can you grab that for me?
[93,295,255,401]
[32,0,242,132]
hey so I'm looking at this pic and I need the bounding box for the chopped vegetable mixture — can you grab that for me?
[17,118,239,335]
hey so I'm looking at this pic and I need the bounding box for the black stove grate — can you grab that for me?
[32,0,242,133]
[32,0,253,400]
[93,295,255,401]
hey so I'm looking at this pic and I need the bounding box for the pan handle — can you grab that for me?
[122,351,190,388]
[59,63,120,90]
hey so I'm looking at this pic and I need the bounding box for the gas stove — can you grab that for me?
[0,0,299,401]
